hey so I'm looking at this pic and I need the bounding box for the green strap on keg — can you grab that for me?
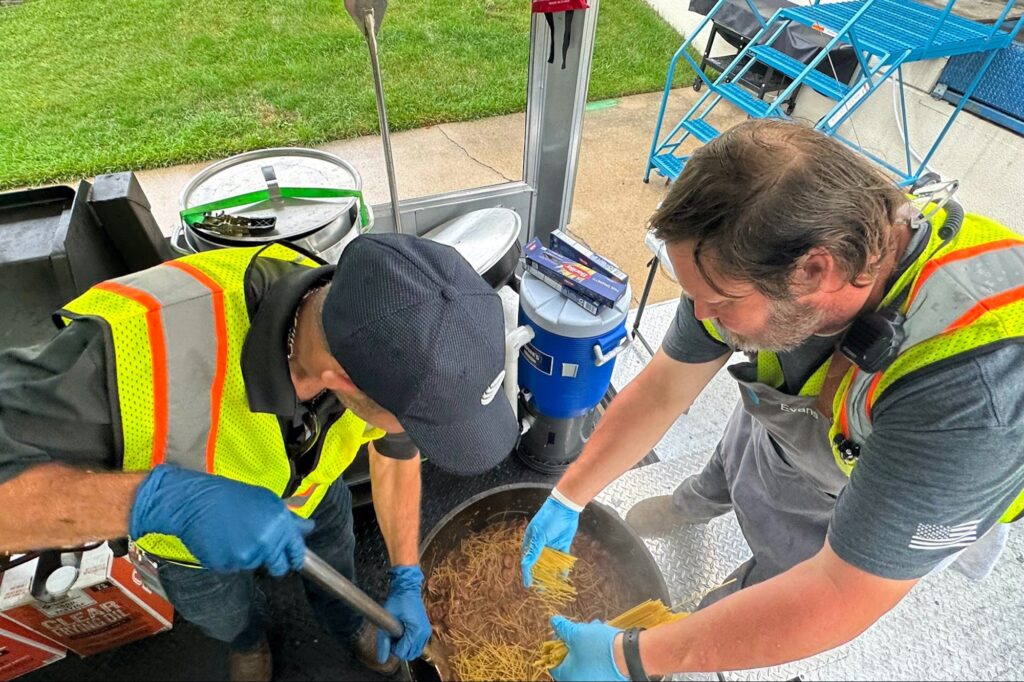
[180,187,370,229]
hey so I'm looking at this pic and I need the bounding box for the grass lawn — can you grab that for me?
[0,0,692,189]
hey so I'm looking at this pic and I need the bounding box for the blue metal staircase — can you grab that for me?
[645,0,1024,187]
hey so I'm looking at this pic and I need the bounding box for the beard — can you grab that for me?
[727,297,832,353]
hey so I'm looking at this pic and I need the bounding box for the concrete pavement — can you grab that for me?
[137,88,745,308]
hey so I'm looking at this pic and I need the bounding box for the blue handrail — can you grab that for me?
[913,11,1024,175]
[645,0,1023,187]
[644,0,732,182]
[817,55,905,134]
[744,0,768,30]
[762,0,882,116]
[986,0,1017,39]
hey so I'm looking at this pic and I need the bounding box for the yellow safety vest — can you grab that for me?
[702,208,1024,524]
[60,243,386,564]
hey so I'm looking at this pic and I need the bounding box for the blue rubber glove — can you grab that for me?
[129,464,314,576]
[376,565,431,662]
[521,495,580,587]
[550,616,627,682]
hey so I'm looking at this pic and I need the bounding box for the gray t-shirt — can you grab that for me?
[663,295,1024,580]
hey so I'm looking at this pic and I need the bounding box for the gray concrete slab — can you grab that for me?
[134,88,744,307]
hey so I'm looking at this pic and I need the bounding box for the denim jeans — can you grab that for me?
[156,481,363,651]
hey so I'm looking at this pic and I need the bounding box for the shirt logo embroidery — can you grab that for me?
[780,403,818,419]
[481,371,506,405]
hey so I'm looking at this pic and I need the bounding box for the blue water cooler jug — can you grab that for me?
[516,270,630,472]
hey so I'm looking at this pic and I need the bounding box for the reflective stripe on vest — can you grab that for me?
[828,212,1024,523]
[61,243,386,563]
[700,210,1024,525]
[284,413,385,516]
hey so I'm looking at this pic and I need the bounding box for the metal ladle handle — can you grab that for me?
[301,550,403,639]
[343,0,404,234]
[362,8,404,235]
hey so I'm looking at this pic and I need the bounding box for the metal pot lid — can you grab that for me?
[422,208,521,275]
[180,148,362,243]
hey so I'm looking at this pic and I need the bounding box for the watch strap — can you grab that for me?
[622,627,649,681]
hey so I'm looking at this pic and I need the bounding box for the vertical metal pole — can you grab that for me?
[364,10,405,234]
[523,1,600,243]
[631,257,659,356]
[896,66,913,176]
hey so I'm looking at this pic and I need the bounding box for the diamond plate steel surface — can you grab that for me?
[939,41,1024,122]
[23,298,1024,680]
[604,299,1024,681]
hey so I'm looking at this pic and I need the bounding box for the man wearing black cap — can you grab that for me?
[0,234,518,681]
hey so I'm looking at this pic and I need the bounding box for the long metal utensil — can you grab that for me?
[300,550,453,679]
[343,0,405,234]
[302,549,402,637]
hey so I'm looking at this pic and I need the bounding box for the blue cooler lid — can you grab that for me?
[520,270,630,339]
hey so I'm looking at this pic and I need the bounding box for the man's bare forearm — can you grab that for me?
[369,445,421,566]
[558,351,728,505]
[0,464,146,553]
[638,543,916,675]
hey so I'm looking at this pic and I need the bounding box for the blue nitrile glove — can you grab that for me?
[550,616,627,682]
[129,464,314,576]
[521,495,581,587]
[376,565,431,662]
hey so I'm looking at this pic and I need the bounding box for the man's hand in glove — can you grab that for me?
[130,464,313,575]
[376,565,432,662]
[521,492,581,587]
[550,616,627,682]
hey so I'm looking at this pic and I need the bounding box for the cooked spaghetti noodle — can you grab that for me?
[423,518,680,681]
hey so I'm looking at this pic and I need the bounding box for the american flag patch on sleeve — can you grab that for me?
[908,520,980,550]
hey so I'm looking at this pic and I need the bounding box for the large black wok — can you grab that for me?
[405,483,671,681]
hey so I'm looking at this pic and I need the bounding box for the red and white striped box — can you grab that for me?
[0,543,173,657]
[0,618,66,681]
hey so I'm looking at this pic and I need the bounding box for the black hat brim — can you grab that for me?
[401,391,519,476]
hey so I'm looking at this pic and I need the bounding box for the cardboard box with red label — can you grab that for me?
[0,543,173,658]
[0,618,66,681]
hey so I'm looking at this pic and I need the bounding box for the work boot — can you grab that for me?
[624,495,717,536]
[352,622,401,676]
[229,638,272,682]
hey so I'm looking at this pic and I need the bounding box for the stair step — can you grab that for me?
[651,153,687,181]
[749,45,850,101]
[778,0,1009,62]
[716,83,775,118]
[681,118,721,144]
[780,3,902,58]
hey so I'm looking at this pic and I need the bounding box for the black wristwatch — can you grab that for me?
[622,627,649,681]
